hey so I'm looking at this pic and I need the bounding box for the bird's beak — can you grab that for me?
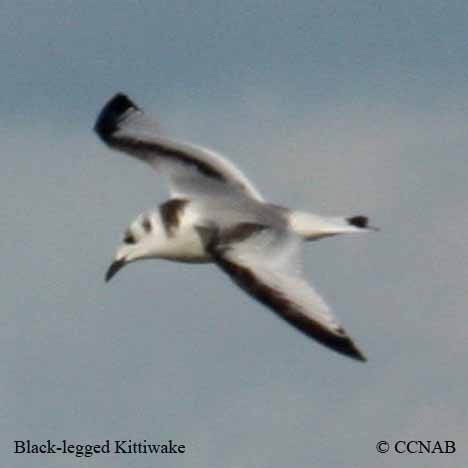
[105,258,126,282]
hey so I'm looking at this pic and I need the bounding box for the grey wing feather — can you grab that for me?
[94,94,263,201]
[204,225,366,361]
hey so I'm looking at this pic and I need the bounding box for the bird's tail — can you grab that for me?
[288,210,378,241]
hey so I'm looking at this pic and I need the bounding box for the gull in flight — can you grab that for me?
[95,94,376,361]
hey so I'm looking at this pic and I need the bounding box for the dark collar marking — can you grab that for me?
[159,199,189,237]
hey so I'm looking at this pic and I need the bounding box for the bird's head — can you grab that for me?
[105,212,163,282]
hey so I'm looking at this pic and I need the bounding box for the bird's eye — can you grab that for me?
[124,231,136,244]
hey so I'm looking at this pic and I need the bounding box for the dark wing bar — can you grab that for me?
[94,93,227,181]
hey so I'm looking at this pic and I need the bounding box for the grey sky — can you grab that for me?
[2,2,467,467]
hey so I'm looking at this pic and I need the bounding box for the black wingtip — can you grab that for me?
[94,93,139,138]
[347,343,367,362]
[323,328,367,362]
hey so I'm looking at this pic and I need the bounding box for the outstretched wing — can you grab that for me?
[200,223,366,361]
[94,93,263,201]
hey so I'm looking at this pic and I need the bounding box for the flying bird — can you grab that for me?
[95,93,375,361]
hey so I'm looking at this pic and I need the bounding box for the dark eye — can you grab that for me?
[124,231,136,244]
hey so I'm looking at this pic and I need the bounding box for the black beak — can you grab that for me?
[105,258,126,282]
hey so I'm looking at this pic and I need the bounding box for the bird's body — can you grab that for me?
[95,93,375,361]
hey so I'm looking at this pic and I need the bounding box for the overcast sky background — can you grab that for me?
[2,1,468,467]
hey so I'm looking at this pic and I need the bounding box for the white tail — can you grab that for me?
[288,210,374,241]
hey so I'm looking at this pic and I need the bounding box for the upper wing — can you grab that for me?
[200,223,366,361]
[94,93,263,201]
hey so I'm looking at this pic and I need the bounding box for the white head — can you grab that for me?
[105,212,164,281]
